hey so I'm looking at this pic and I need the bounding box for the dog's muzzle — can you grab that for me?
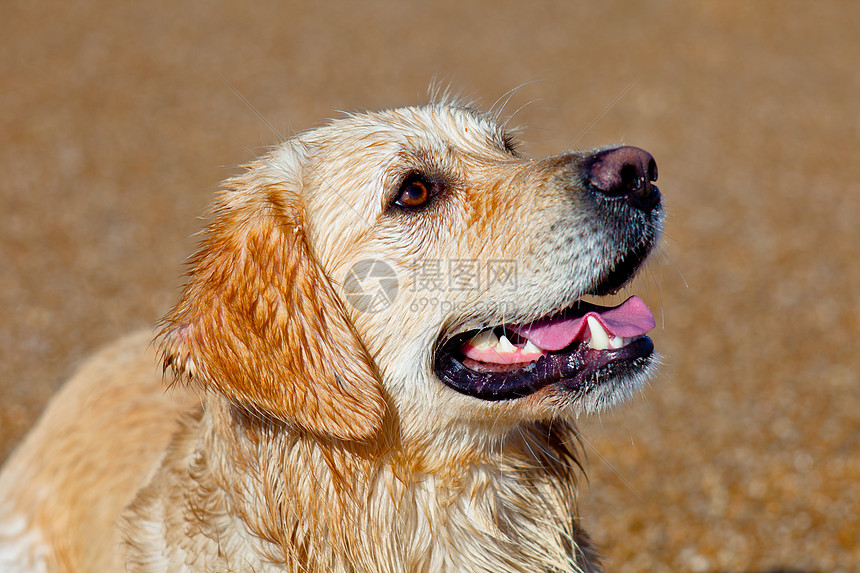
[434,146,662,402]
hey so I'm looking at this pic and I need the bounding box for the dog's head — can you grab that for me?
[160,103,663,443]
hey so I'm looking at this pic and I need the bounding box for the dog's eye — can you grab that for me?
[394,175,432,209]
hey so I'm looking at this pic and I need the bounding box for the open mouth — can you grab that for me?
[435,295,656,401]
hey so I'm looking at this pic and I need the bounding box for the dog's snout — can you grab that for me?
[585,146,660,212]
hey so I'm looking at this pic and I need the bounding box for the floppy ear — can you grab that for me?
[159,160,386,441]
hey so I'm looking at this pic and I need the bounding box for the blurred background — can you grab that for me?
[2,1,858,571]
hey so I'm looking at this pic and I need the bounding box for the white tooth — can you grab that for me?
[497,334,517,354]
[469,329,499,350]
[587,316,611,350]
[522,340,543,355]
[609,335,626,349]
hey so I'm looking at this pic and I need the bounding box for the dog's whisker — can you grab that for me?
[577,431,643,502]
[428,78,465,107]
[567,80,637,148]
[489,79,544,122]
[655,242,688,290]
[489,86,521,120]
[222,77,286,143]
[501,97,545,130]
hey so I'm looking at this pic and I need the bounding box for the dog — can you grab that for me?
[0,100,662,572]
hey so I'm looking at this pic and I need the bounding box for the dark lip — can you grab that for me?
[435,333,654,401]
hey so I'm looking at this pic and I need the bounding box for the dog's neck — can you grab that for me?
[124,397,601,572]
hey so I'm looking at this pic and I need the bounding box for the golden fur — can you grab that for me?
[0,102,661,572]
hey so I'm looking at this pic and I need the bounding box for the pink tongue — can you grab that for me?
[510,296,655,351]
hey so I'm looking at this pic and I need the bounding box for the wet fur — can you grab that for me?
[0,101,659,572]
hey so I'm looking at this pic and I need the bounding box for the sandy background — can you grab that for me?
[2,1,858,571]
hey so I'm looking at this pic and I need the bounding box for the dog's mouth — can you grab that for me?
[434,295,655,401]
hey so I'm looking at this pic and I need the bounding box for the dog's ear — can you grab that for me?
[159,160,386,441]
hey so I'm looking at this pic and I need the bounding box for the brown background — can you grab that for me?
[2,1,858,571]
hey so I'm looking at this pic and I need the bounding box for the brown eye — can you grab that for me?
[395,176,431,208]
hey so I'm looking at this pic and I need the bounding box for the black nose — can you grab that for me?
[585,146,660,212]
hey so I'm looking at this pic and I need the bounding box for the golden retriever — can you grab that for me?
[0,100,662,572]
